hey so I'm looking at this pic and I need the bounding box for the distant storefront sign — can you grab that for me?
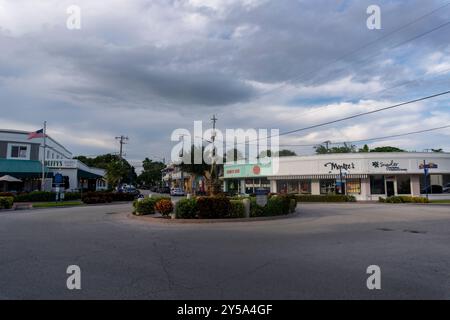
[371,160,407,172]
[224,161,272,178]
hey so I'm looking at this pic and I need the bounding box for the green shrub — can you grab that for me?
[0,192,14,197]
[133,197,157,215]
[197,196,231,219]
[175,198,198,219]
[64,192,81,201]
[264,196,285,216]
[0,196,14,209]
[249,197,265,217]
[229,200,245,218]
[14,191,56,202]
[384,196,429,204]
[295,195,356,202]
[378,197,386,203]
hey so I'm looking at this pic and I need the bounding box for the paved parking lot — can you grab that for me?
[0,202,449,299]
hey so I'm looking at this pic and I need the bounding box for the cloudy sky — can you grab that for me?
[1,0,449,169]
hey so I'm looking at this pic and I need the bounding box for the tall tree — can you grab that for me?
[74,154,137,187]
[137,158,165,187]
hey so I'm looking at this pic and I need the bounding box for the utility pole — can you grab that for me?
[323,140,331,152]
[210,114,220,195]
[115,135,129,159]
[179,134,186,192]
[41,121,47,191]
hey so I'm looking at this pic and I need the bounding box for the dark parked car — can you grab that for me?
[443,183,450,193]
[158,186,171,194]
[421,185,443,194]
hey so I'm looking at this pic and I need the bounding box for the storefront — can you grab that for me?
[223,153,450,200]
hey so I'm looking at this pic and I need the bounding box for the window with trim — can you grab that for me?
[397,176,411,195]
[10,145,28,159]
[346,179,361,194]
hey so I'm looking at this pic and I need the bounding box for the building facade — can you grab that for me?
[223,153,450,201]
[0,129,107,192]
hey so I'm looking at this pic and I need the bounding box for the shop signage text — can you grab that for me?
[371,160,407,172]
[324,162,355,171]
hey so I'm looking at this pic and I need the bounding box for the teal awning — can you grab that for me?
[77,169,103,180]
[0,159,52,179]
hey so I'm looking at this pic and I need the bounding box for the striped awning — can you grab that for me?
[268,174,368,180]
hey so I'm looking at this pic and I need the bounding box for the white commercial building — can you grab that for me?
[223,152,450,201]
[0,129,107,192]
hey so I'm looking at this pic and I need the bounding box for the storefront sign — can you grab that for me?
[324,162,355,171]
[224,161,272,178]
[371,160,407,172]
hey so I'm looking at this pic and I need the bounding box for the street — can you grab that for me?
[0,203,449,299]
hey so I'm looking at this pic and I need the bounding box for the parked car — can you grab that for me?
[443,183,450,193]
[421,185,443,194]
[170,188,185,197]
[158,186,171,194]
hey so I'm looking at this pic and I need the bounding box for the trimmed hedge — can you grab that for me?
[175,198,198,219]
[12,191,82,202]
[0,196,14,209]
[197,196,231,219]
[229,200,245,218]
[379,196,429,204]
[81,191,136,204]
[295,194,356,202]
[250,195,294,217]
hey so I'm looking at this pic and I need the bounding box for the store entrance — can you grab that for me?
[386,181,395,197]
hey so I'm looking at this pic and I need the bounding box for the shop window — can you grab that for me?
[396,176,411,195]
[260,178,270,191]
[320,179,336,195]
[299,180,311,194]
[277,181,289,194]
[287,181,299,193]
[346,179,361,194]
[370,176,385,195]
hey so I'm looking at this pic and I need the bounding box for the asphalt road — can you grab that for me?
[1,202,449,299]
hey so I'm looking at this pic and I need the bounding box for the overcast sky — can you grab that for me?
[1,0,449,169]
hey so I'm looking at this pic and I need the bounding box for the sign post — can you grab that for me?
[420,161,438,200]
[54,173,64,202]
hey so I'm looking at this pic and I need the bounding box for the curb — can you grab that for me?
[128,211,300,224]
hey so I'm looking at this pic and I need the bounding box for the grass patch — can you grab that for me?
[32,201,83,208]
[430,200,450,204]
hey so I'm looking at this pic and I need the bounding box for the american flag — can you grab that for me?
[27,128,47,140]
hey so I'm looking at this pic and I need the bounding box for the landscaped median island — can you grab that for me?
[132,194,298,220]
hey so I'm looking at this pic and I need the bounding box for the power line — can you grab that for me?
[258,2,450,98]
[278,124,450,147]
[235,90,450,144]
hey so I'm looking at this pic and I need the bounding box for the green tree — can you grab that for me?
[315,143,356,154]
[74,154,137,186]
[137,158,165,187]
[359,144,370,153]
[277,149,297,157]
[370,146,405,153]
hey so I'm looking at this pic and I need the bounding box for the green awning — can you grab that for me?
[0,159,52,179]
[77,169,103,180]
